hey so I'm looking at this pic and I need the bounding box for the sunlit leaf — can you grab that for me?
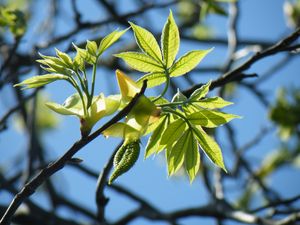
[189,81,211,100]
[167,130,191,175]
[136,72,166,88]
[45,93,84,117]
[161,10,180,68]
[73,43,96,65]
[98,28,129,56]
[116,70,140,102]
[55,48,73,68]
[14,74,68,89]
[192,125,226,171]
[160,118,187,147]
[184,132,200,182]
[129,22,162,62]
[169,49,213,77]
[115,52,164,73]
[193,97,233,109]
[86,40,98,56]
[187,109,240,128]
[145,116,168,158]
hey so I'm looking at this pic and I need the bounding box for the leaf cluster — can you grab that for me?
[14,11,240,183]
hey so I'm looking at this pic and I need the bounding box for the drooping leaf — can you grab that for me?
[169,49,213,77]
[187,109,240,128]
[193,97,233,109]
[184,133,200,182]
[189,81,211,100]
[160,118,187,147]
[136,72,166,88]
[102,122,140,140]
[116,70,140,102]
[45,93,84,117]
[115,52,164,73]
[129,22,162,62]
[161,10,180,68]
[167,130,191,175]
[45,102,82,117]
[103,94,122,115]
[145,116,168,158]
[14,74,68,89]
[192,125,226,171]
[98,28,129,56]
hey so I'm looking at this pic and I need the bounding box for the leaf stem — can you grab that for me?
[68,77,88,117]
[89,59,99,108]
[152,68,170,103]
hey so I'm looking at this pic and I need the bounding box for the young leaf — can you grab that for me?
[144,116,168,158]
[73,43,96,65]
[136,72,166,88]
[45,93,84,117]
[160,118,186,147]
[102,122,140,140]
[98,28,129,56]
[192,125,226,171]
[189,81,211,100]
[129,22,162,62]
[14,74,68,89]
[161,10,180,68]
[55,49,73,68]
[45,102,81,116]
[115,52,164,73]
[184,133,200,182]
[187,109,240,128]
[167,130,191,175]
[116,70,140,102]
[169,49,213,77]
[144,114,167,135]
[194,97,233,109]
[86,40,98,56]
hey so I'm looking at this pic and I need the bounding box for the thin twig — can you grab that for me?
[0,80,148,225]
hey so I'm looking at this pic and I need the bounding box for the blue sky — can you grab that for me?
[1,0,300,225]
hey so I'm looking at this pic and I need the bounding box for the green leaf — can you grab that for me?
[167,130,191,175]
[169,49,213,77]
[45,93,84,117]
[144,116,168,158]
[86,40,98,56]
[192,125,226,171]
[187,109,240,128]
[37,54,67,74]
[136,72,166,88]
[14,74,68,89]
[98,28,129,56]
[144,114,167,135]
[161,10,180,68]
[115,52,164,73]
[160,118,187,147]
[55,49,73,68]
[185,133,200,182]
[172,89,187,102]
[129,22,162,62]
[190,81,211,100]
[193,97,233,109]
[103,94,121,116]
[73,43,96,65]
[102,122,140,140]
